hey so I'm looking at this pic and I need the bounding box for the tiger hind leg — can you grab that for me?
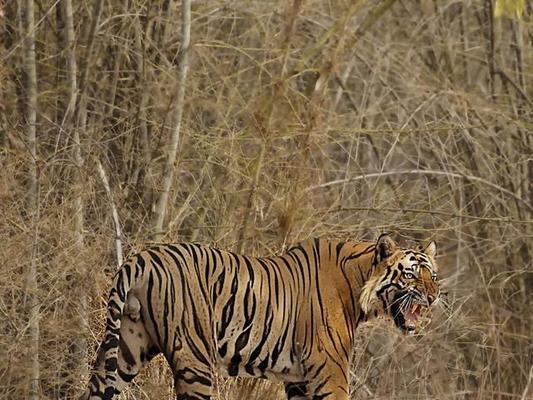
[82,315,159,399]
[172,360,213,400]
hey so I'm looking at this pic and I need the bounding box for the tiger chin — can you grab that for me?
[82,234,441,400]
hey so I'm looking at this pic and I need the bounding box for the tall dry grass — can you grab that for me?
[0,0,531,399]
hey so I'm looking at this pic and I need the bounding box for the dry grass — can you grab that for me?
[0,0,532,399]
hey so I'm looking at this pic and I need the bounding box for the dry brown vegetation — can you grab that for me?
[1,0,532,399]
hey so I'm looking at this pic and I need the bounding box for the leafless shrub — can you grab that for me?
[0,0,531,399]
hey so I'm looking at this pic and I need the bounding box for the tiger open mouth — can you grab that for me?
[390,293,430,333]
[401,303,428,331]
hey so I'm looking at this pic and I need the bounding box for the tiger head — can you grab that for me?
[359,234,440,334]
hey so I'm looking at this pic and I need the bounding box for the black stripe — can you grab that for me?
[146,270,163,347]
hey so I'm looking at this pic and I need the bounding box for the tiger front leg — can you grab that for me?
[284,381,309,399]
[167,344,213,400]
[303,356,350,400]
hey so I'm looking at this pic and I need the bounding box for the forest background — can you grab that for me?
[0,0,531,399]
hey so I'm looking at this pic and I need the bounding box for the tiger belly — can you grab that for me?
[215,345,303,382]
[213,321,303,382]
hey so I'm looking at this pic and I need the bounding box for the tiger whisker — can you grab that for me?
[389,292,411,309]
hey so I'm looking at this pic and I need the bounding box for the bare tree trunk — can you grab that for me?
[58,0,89,388]
[150,0,191,240]
[133,13,153,205]
[509,16,531,315]
[74,0,103,145]
[60,0,77,125]
[485,0,496,101]
[21,0,40,397]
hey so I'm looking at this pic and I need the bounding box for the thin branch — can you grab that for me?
[77,0,103,99]
[495,68,531,106]
[521,366,533,400]
[151,0,191,240]
[295,0,366,73]
[352,0,398,41]
[21,0,40,397]
[96,159,123,267]
[0,0,60,62]
[322,206,532,225]
[306,169,533,212]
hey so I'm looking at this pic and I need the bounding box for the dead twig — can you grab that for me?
[307,169,533,212]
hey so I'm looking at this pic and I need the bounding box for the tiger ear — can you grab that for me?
[376,234,397,260]
[423,241,437,258]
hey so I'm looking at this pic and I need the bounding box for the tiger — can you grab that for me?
[82,234,440,400]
